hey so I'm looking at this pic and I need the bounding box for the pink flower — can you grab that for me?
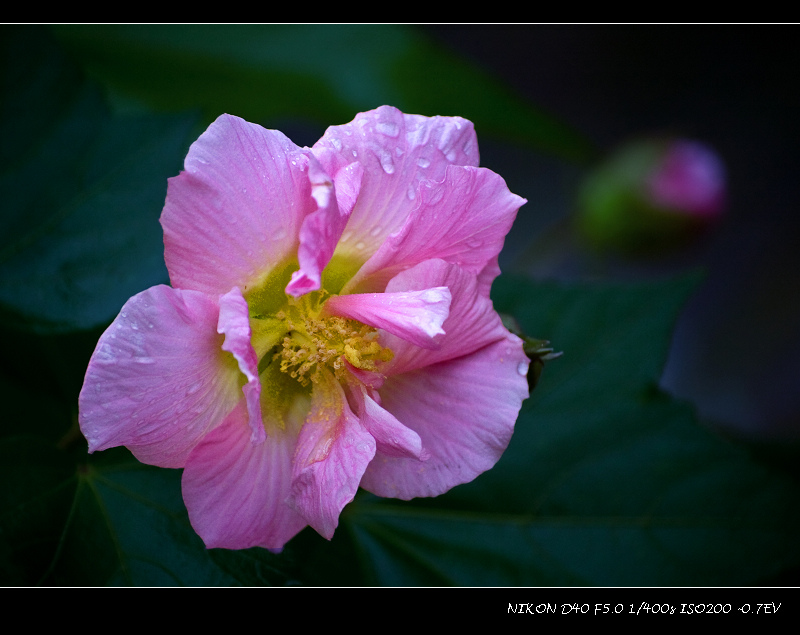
[645,140,726,219]
[78,106,529,550]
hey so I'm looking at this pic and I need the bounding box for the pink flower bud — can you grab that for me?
[576,138,726,254]
[646,140,726,219]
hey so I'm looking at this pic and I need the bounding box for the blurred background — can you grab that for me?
[1,24,798,586]
[423,26,800,441]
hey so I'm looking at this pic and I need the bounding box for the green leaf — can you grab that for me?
[0,437,77,585]
[339,274,800,585]
[40,453,241,586]
[0,26,197,333]
[50,24,592,161]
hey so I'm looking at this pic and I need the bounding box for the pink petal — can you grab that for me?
[217,287,264,444]
[361,333,529,499]
[323,287,451,349]
[161,114,313,296]
[477,254,502,300]
[78,285,241,469]
[182,400,307,550]
[351,383,426,460]
[348,165,526,293]
[312,106,480,261]
[289,371,376,539]
[285,155,362,297]
[381,259,512,375]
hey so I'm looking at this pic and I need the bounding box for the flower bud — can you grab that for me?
[576,138,726,254]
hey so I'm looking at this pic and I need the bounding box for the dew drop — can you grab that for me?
[517,361,529,376]
[273,228,288,241]
[186,381,202,395]
[416,157,430,169]
[355,241,366,250]
[376,121,400,137]
[369,226,382,237]
[378,150,394,174]
[135,357,155,365]
[407,185,416,201]
[330,137,342,150]
[341,230,353,243]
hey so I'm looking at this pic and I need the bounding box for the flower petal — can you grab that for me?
[313,105,479,261]
[361,333,529,499]
[289,371,375,539]
[352,383,426,460]
[381,259,512,375]
[323,286,451,349]
[161,114,313,296]
[78,285,241,468]
[285,155,361,297]
[347,165,526,294]
[182,400,307,550]
[218,287,264,444]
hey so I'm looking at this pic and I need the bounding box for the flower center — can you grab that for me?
[243,261,393,433]
[273,293,392,386]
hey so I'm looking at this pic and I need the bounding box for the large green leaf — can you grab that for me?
[0,26,197,333]
[335,275,800,585]
[50,24,592,161]
[0,427,305,586]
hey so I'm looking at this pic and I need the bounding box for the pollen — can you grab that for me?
[273,293,393,386]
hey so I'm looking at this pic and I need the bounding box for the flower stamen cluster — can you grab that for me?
[272,295,393,386]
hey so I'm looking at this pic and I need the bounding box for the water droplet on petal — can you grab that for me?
[407,185,416,201]
[330,137,342,151]
[369,226,382,237]
[355,241,366,250]
[186,381,202,395]
[517,361,529,376]
[416,157,430,169]
[273,228,288,241]
[341,231,353,243]
[376,121,399,137]
[378,150,394,174]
